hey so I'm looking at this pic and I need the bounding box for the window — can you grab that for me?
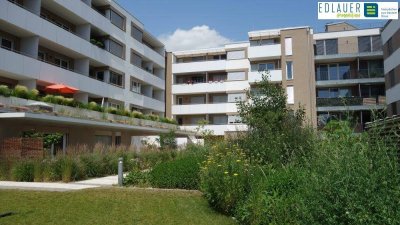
[287,86,294,104]
[285,37,292,56]
[109,40,124,59]
[338,63,350,79]
[90,71,104,81]
[227,50,245,60]
[190,96,205,104]
[55,58,69,69]
[192,56,205,62]
[130,79,141,93]
[228,115,242,124]
[211,95,227,103]
[358,36,382,53]
[328,64,338,80]
[130,51,142,67]
[389,69,395,88]
[108,102,121,109]
[191,76,205,83]
[228,93,246,102]
[250,39,277,46]
[38,51,46,61]
[115,136,121,146]
[387,37,393,55]
[95,135,112,145]
[131,24,143,42]
[286,61,293,80]
[316,39,338,55]
[110,71,123,87]
[325,39,338,55]
[211,115,228,125]
[317,89,330,98]
[177,97,183,105]
[1,38,13,50]
[258,63,275,71]
[110,9,125,30]
[317,65,328,80]
[212,54,226,60]
[391,102,398,116]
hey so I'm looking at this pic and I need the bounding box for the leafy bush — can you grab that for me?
[13,85,29,99]
[107,107,118,115]
[150,154,203,190]
[124,168,149,187]
[0,85,11,97]
[131,111,144,119]
[11,161,35,182]
[158,130,177,150]
[148,114,159,121]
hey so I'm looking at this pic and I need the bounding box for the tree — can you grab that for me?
[237,72,313,165]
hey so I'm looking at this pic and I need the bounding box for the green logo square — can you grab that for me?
[364,3,378,17]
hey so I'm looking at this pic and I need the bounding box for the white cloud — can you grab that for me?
[159,25,231,52]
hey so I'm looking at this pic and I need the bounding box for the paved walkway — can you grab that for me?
[74,175,118,186]
[0,181,99,192]
[0,175,120,192]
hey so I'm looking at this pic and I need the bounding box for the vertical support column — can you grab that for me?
[20,36,39,58]
[74,58,90,76]
[104,70,110,83]
[18,80,37,89]
[23,0,41,16]
[76,24,91,41]
[74,92,89,104]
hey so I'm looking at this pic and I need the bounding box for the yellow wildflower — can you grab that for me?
[234,173,239,176]
[224,171,229,174]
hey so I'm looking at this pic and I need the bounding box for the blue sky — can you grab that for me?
[115,0,390,50]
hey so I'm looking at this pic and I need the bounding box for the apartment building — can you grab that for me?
[314,22,386,131]
[167,27,316,137]
[0,0,173,146]
[382,18,400,117]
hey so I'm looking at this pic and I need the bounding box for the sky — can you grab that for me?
[115,0,390,51]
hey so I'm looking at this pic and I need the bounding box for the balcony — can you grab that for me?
[248,70,282,83]
[316,69,385,87]
[179,124,248,136]
[172,103,238,115]
[248,44,281,61]
[173,60,226,74]
[314,51,383,62]
[131,92,165,112]
[172,81,250,94]
[316,96,385,111]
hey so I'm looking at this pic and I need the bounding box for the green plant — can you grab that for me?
[157,130,177,150]
[200,143,252,215]
[0,85,11,97]
[28,89,39,100]
[124,168,149,187]
[150,154,203,190]
[237,71,314,165]
[107,107,118,115]
[131,111,144,119]
[13,85,29,99]
[11,161,35,182]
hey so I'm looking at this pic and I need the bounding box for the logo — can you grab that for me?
[364,3,378,17]
[318,2,398,20]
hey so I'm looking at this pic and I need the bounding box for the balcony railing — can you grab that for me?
[316,68,384,81]
[317,96,385,107]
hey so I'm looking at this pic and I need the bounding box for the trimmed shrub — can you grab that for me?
[13,85,29,99]
[131,111,144,119]
[150,154,203,190]
[124,168,149,187]
[107,107,118,115]
[0,85,11,97]
[28,89,39,100]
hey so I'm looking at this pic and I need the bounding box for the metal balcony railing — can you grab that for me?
[316,96,385,107]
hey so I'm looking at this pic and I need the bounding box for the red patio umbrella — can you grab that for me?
[45,84,79,94]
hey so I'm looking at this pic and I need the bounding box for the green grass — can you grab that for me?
[0,188,236,225]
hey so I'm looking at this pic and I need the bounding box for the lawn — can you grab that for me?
[0,188,237,225]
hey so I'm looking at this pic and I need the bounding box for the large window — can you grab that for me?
[317,88,351,98]
[358,35,382,53]
[110,9,125,30]
[131,24,143,42]
[90,71,104,81]
[286,61,293,80]
[109,40,124,59]
[54,58,70,69]
[130,51,142,67]
[1,38,13,50]
[359,60,384,78]
[316,63,350,81]
[316,39,338,55]
[110,71,123,87]
[130,79,141,93]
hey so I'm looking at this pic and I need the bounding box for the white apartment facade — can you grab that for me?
[167,27,316,136]
[1,0,165,115]
[0,0,181,147]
